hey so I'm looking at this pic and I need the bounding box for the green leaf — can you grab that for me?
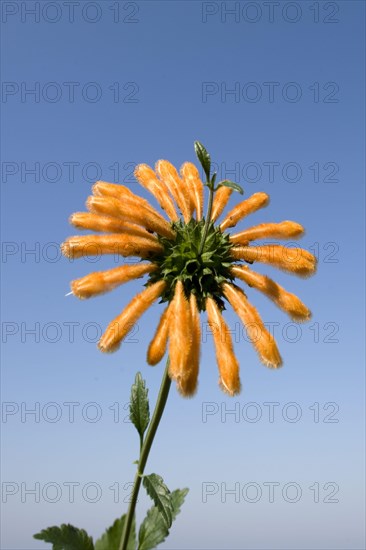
[142,473,173,528]
[171,488,189,521]
[95,515,135,550]
[33,524,94,550]
[194,141,211,181]
[137,504,168,550]
[130,372,150,440]
[138,488,189,550]
[217,180,244,195]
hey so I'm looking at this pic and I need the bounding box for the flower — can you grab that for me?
[61,144,316,397]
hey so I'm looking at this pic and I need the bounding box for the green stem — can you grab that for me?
[198,185,214,255]
[119,358,172,550]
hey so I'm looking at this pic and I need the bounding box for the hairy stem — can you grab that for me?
[198,185,214,255]
[119,358,172,550]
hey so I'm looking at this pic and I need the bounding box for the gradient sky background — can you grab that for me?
[1,1,365,549]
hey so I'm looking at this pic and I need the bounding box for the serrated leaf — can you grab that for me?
[171,488,189,521]
[130,372,150,440]
[137,504,168,550]
[194,141,211,181]
[33,524,94,550]
[95,515,135,550]
[218,180,244,195]
[143,474,173,528]
[138,488,189,550]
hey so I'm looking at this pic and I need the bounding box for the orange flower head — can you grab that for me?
[62,142,316,396]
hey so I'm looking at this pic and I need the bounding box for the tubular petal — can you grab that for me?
[179,163,197,217]
[206,297,241,396]
[87,196,176,240]
[71,263,156,300]
[223,283,282,369]
[69,212,158,240]
[178,293,201,397]
[61,234,163,259]
[147,304,172,365]
[87,195,122,217]
[220,192,269,231]
[93,180,157,215]
[168,281,192,385]
[231,245,317,277]
[156,160,192,222]
[134,164,179,222]
[231,265,311,321]
[230,221,304,245]
[180,162,204,220]
[211,186,233,222]
[92,180,134,198]
[98,280,166,352]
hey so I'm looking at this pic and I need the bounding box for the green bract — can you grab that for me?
[147,218,235,311]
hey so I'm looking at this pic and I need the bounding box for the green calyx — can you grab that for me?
[147,218,235,311]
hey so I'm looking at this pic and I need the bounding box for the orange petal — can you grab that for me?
[231,245,317,277]
[71,263,156,300]
[156,160,192,222]
[87,196,176,240]
[206,297,241,396]
[147,303,172,365]
[180,162,204,221]
[177,293,201,397]
[61,234,162,259]
[223,283,282,369]
[134,164,179,222]
[231,265,311,322]
[211,186,233,222]
[230,221,304,245]
[69,212,157,240]
[168,281,192,386]
[93,180,156,215]
[220,192,269,231]
[98,280,166,352]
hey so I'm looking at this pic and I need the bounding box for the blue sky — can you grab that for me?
[1,1,365,548]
